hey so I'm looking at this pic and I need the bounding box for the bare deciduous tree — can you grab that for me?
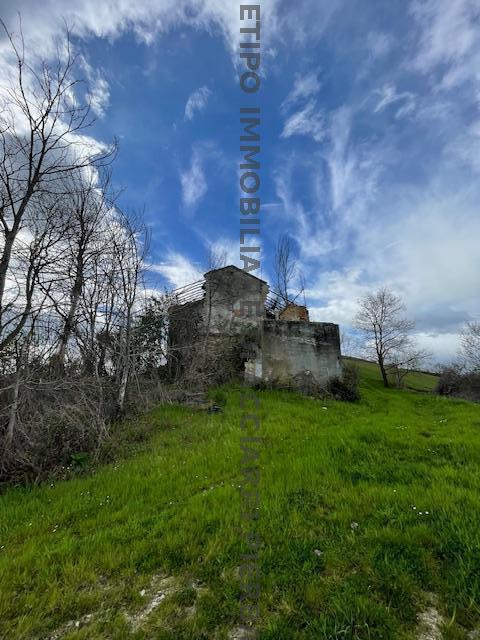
[387,346,431,388]
[110,211,148,416]
[274,234,303,306]
[460,322,480,372]
[354,287,414,388]
[42,169,113,369]
[0,19,114,352]
[0,21,166,484]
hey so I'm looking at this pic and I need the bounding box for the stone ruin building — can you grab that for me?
[167,265,342,389]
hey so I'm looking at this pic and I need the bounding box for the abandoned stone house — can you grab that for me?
[168,265,342,388]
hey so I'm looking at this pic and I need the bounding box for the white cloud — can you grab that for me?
[273,107,386,263]
[373,84,416,118]
[375,191,480,315]
[80,57,110,118]
[184,86,211,121]
[148,252,202,288]
[274,95,480,363]
[0,0,283,68]
[87,75,110,118]
[414,332,461,364]
[281,72,321,112]
[281,100,325,142]
[410,0,480,91]
[180,147,207,209]
[204,238,239,268]
[307,268,368,327]
[327,106,385,215]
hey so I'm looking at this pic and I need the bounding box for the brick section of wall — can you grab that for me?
[279,304,309,322]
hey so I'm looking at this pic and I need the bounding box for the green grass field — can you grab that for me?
[1,361,479,639]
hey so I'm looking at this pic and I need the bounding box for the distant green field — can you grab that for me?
[346,357,439,392]
[0,362,479,639]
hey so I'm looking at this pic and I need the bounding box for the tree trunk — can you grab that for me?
[378,357,389,388]
[5,370,21,448]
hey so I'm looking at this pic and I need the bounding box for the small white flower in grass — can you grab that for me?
[412,506,417,510]
[313,549,323,556]
[140,589,146,597]
[322,407,328,410]
[351,521,359,530]
[425,511,430,515]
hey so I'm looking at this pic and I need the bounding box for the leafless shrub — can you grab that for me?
[436,362,480,402]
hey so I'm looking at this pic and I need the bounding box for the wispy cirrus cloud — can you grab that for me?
[180,147,207,209]
[281,100,325,142]
[281,71,321,112]
[373,83,416,118]
[147,251,202,288]
[184,85,211,121]
[80,57,110,118]
[409,0,480,91]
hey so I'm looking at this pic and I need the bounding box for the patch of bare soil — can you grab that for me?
[227,626,257,639]
[47,573,207,638]
[126,574,180,631]
[47,613,93,639]
[417,605,445,640]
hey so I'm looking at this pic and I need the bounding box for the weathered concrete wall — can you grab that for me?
[203,265,268,335]
[259,320,342,387]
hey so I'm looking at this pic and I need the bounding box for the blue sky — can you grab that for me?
[1,0,479,361]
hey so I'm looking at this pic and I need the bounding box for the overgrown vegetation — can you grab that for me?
[327,361,360,402]
[437,364,480,403]
[0,24,176,484]
[0,361,479,639]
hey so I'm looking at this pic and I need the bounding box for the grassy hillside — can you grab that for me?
[1,363,479,639]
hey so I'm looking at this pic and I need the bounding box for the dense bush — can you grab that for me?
[436,365,480,402]
[327,362,360,402]
[0,373,168,486]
